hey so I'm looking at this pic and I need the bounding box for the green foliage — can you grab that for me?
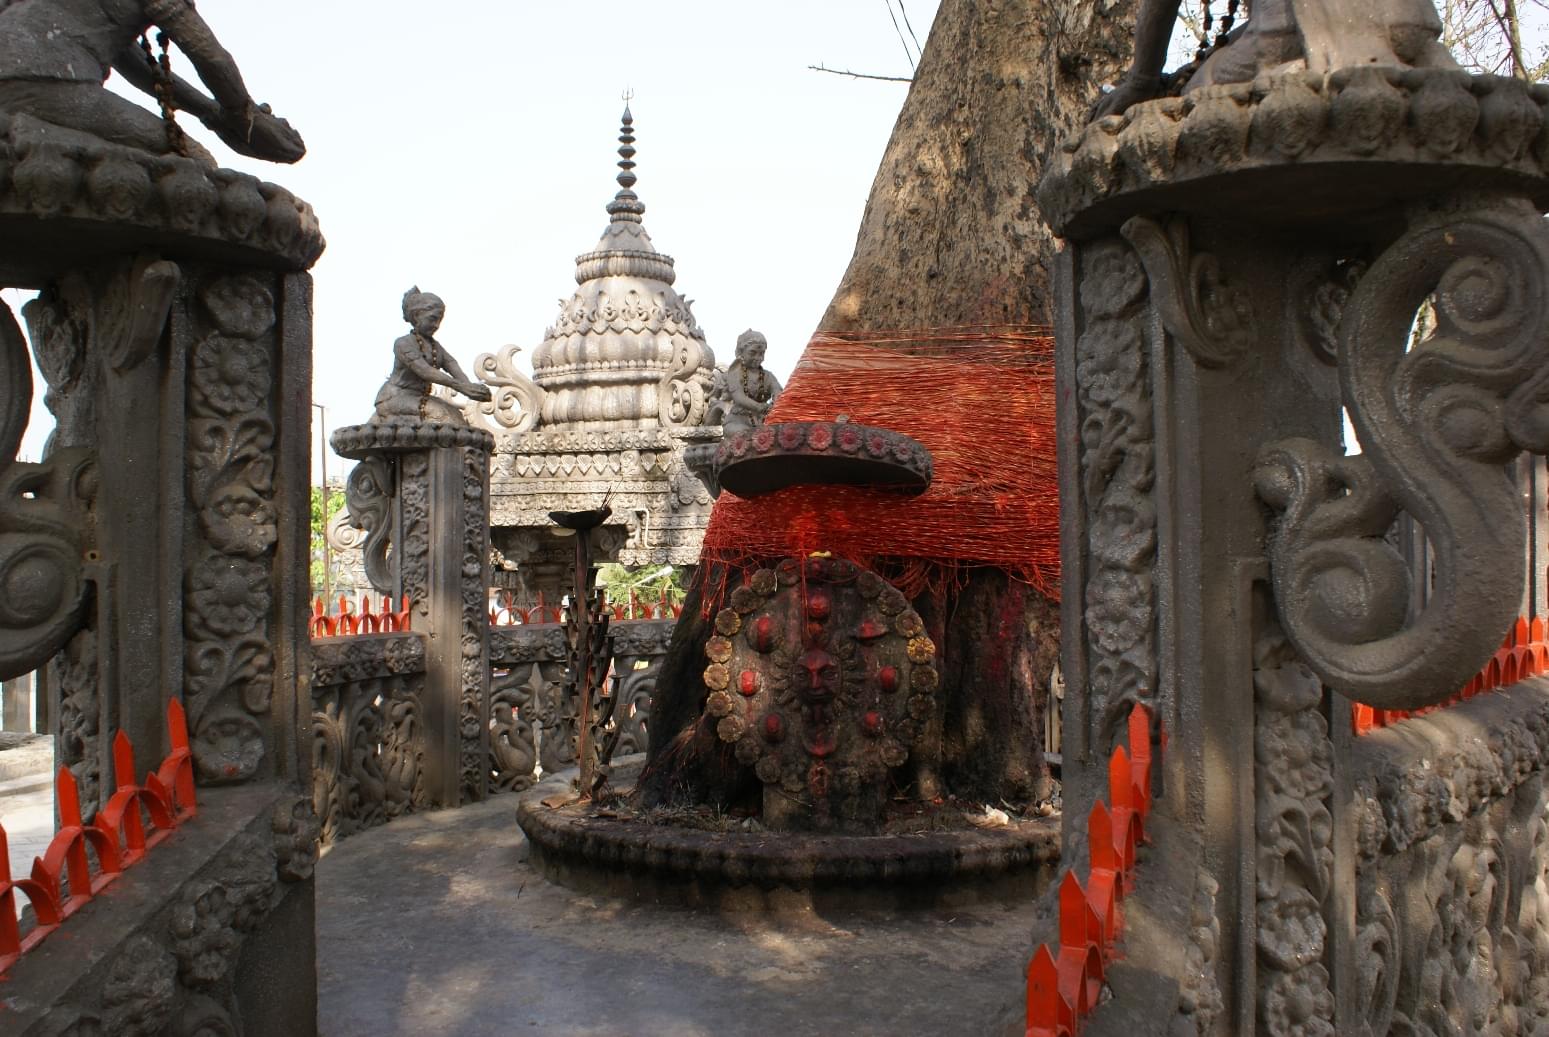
[597,563,685,611]
[310,484,348,597]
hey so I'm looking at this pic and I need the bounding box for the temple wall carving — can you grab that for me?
[310,618,672,845]
[1349,680,1549,1036]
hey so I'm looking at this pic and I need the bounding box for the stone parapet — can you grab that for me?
[331,420,494,460]
[0,114,323,283]
[1040,70,1549,239]
[1,783,317,1036]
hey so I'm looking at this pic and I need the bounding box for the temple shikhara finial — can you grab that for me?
[606,101,645,223]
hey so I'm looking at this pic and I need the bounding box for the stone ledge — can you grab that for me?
[331,421,494,459]
[516,770,1059,913]
[0,114,323,283]
[1040,68,1549,238]
[497,426,712,453]
[715,421,933,498]
[310,633,426,688]
[1351,677,1549,863]
[1,782,316,1036]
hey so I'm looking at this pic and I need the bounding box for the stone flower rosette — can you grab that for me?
[701,556,939,824]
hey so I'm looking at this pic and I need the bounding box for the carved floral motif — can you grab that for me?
[1076,238,1158,750]
[1121,215,1254,369]
[184,274,280,783]
[168,835,277,989]
[1253,628,1334,1037]
[457,445,491,804]
[1351,683,1549,1036]
[101,935,178,1037]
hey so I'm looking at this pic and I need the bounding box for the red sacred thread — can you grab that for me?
[699,326,1059,602]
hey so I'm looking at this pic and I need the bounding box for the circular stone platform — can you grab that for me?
[331,420,494,459]
[713,421,932,499]
[515,762,1059,914]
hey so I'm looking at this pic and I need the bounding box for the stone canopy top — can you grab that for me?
[1040,68,1549,239]
[0,113,324,285]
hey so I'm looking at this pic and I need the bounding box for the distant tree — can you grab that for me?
[1439,0,1549,79]
[309,485,347,598]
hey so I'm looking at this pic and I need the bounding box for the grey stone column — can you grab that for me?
[334,424,494,807]
[2,672,30,732]
[0,119,324,1031]
[1042,71,1549,1034]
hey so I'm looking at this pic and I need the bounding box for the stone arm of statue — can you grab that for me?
[436,350,493,403]
[1090,0,1184,119]
[394,335,492,402]
[110,1,305,162]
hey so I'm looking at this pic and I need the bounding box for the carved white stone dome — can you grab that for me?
[529,106,715,430]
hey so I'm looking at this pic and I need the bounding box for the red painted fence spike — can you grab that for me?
[157,699,197,820]
[1127,703,1151,764]
[112,730,135,793]
[56,765,82,829]
[1089,801,1116,874]
[1026,944,1068,1035]
[1058,871,1089,952]
[1109,745,1133,814]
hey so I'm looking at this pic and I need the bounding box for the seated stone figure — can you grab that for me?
[706,329,782,434]
[1094,0,1455,118]
[371,288,492,425]
[0,0,304,163]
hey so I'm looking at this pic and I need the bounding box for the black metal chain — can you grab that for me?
[1195,0,1244,62]
[138,31,189,156]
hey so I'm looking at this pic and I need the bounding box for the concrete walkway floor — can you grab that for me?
[317,795,1040,1037]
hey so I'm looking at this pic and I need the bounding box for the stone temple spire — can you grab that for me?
[524,100,716,431]
[606,105,645,224]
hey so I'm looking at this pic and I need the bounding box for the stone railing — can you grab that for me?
[488,617,673,792]
[310,633,429,845]
[313,616,674,844]
[1347,677,1549,1034]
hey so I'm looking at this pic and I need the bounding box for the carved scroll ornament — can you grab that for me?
[1121,215,1255,369]
[1256,199,1549,710]
[465,344,544,432]
[0,301,96,680]
[340,457,394,595]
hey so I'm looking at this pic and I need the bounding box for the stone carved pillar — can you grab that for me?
[334,424,494,806]
[1042,70,1549,1034]
[17,237,317,806]
[0,119,324,1029]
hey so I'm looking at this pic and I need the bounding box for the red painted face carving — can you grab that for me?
[795,647,839,703]
[805,589,832,622]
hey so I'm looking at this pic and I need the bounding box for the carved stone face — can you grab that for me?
[794,647,839,703]
[409,301,444,336]
[736,335,766,368]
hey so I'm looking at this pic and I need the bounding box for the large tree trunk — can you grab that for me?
[639,0,1134,809]
[823,0,1136,331]
[819,0,1137,807]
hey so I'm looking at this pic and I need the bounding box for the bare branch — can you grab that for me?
[808,63,913,83]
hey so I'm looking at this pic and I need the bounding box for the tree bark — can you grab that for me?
[820,0,1134,806]
[823,0,1137,331]
[641,0,1135,809]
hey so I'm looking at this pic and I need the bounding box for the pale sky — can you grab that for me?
[10,0,945,480]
